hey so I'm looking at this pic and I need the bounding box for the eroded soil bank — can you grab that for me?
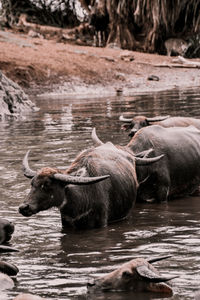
[0,28,200,97]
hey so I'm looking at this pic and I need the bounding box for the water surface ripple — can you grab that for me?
[1,87,200,300]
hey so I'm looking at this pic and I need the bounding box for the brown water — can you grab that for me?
[1,87,200,300]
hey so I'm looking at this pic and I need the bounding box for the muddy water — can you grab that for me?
[1,87,200,300]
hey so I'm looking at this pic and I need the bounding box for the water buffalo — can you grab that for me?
[0,218,14,244]
[0,260,19,276]
[19,142,162,229]
[128,125,200,202]
[0,272,14,290]
[87,256,177,295]
[119,115,200,137]
[0,261,18,291]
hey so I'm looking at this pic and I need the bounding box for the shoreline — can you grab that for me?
[33,82,200,100]
[0,28,200,98]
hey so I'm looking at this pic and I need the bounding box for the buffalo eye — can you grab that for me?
[40,180,52,191]
[142,121,148,126]
[122,124,131,130]
[122,270,133,280]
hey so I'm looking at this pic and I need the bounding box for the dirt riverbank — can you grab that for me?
[0,28,200,97]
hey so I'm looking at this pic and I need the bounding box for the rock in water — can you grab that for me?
[0,71,38,119]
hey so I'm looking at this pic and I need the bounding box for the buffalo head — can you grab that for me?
[119,115,170,137]
[88,256,177,295]
[19,150,110,218]
[0,218,15,244]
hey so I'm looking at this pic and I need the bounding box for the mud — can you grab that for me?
[0,28,200,97]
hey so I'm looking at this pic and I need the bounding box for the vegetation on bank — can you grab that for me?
[0,0,199,56]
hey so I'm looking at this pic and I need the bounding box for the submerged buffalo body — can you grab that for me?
[0,272,14,291]
[120,115,200,137]
[19,142,161,229]
[0,261,19,291]
[0,218,14,244]
[88,256,177,295]
[128,125,200,202]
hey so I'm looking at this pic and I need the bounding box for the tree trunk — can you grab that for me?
[1,0,199,54]
[1,0,16,27]
[106,0,136,49]
[79,0,200,54]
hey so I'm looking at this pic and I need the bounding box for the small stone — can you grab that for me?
[148,75,160,81]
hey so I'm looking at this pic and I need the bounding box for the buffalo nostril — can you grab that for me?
[129,132,135,137]
[19,204,29,213]
[18,204,33,217]
[129,129,138,137]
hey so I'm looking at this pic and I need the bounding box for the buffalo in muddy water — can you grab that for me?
[0,260,19,276]
[119,115,200,137]
[127,125,200,202]
[19,142,162,229]
[0,218,14,244]
[0,272,15,291]
[87,256,177,295]
[0,261,19,291]
[0,218,18,252]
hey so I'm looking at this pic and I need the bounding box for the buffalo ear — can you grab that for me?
[136,265,178,283]
[147,282,173,295]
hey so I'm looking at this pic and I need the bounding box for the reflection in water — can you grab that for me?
[0,87,200,299]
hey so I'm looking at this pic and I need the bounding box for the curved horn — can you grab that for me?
[135,154,164,166]
[0,245,19,253]
[135,148,154,158]
[91,128,104,146]
[119,115,133,123]
[22,150,36,179]
[148,256,172,264]
[53,173,110,185]
[146,115,170,123]
[136,265,178,283]
[0,261,19,276]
